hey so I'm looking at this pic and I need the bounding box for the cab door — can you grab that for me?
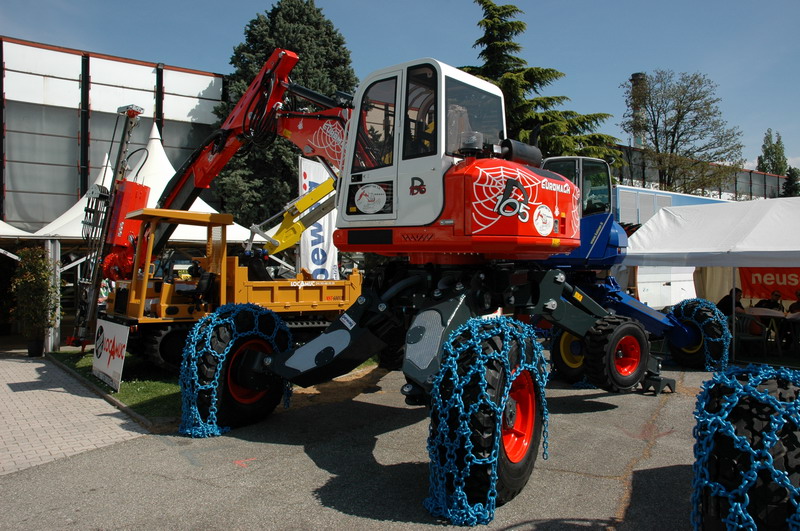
[340,72,401,225]
[395,63,443,226]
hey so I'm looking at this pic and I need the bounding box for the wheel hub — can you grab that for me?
[614,335,642,376]
[504,397,518,429]
[502,370,536,464]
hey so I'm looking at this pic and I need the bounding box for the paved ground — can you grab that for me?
[0,335,708,529]
[0,348,147,476]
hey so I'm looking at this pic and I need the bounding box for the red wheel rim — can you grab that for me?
[226,339,270,405]
[614,335,641,376]
[502,369,536,463]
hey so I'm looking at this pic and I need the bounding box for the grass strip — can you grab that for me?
[49,351,181,421]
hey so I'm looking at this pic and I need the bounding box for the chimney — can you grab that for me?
[630,72,646,148]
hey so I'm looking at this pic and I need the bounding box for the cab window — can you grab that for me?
[543,159,577,184]
[352,77,397,172]
[403,65,437,159]
[444,77,503,154]
[582,159,611,215]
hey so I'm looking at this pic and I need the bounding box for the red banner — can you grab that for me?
[739,267,800,302]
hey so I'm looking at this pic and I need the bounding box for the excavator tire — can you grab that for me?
[584,315,649,392]
[667,299,727,369]
[550,329,586,383]
[429,319,543,509]
[193,305,289,428]
[143,324,192,373]
[695,368,800,529]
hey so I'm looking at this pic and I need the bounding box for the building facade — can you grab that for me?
[614,145,786,201]
[1,37,223,232]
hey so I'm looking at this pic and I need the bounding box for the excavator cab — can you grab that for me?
[334,57,582,262]
[541,156,627,268]
[541,156,612,217]
[337,58,506,229]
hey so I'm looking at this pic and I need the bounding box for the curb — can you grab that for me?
[45,353,179,434]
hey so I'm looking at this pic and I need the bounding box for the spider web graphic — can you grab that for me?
[472,165,544,234]
[310,117,347,168]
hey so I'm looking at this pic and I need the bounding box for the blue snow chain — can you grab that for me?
[425,316,550,526]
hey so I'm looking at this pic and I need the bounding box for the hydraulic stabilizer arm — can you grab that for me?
[242,277,422,388]
[512,269,610,338]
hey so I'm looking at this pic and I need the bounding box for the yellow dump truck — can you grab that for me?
[102,208,362,371]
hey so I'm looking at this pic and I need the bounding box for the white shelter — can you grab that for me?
[623,197,800,268]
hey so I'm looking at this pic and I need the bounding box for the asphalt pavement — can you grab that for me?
[0,339,706,530]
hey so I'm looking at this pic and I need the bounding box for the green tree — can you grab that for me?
[462,0,620,161]
[213,0,357,228]
[10,246,59,339]
[621,70,744,193]
[783,166,800,197]
[756,129,789,176]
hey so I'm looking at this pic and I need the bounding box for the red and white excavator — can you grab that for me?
[167,49,648,524]
[81,49,690,524]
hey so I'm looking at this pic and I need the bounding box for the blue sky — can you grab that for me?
[2,0,798,170]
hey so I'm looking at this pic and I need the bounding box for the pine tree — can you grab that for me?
[783,166,800,197]
[212,0,357,227]
[462,0,619,161]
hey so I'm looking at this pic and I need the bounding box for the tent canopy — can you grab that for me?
[0,220,32,238]
[623,197,800,268]
[31,123,259,243]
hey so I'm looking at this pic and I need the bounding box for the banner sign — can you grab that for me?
[298,157,340,280]
[739,267,800,301]
[92,319,129,391]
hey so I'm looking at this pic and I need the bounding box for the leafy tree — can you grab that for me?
[756,129,789,176]
[462,0,620,161]
[621,70,744,193]
[783,166,800,197]
[212,0,357,228]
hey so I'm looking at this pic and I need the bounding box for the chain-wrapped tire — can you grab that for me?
[426,317,548,526]
[667,298,729,370]
[694,365,800,529]
[584,315,649,392]
[551,329,586,383]
[180,304,291,436]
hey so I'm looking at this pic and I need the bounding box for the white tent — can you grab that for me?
[0,220,33,238]
[33,155,115,239]
[623,197,800,268]
[32,123,257,243]
[128,123,257,243]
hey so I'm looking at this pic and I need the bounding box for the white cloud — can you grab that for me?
[743,158,759,171]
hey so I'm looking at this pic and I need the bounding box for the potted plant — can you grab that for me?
[10,246,59,357]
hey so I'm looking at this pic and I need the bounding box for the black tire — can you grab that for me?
[551,329,586,383]
[667,299,729,369]
[142,324,192,372]
[695,368,800,529]
[584,315,649,392]
[428,318,544,519]
[188,304,290,429]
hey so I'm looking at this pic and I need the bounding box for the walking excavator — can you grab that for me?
[81,49,728,524]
